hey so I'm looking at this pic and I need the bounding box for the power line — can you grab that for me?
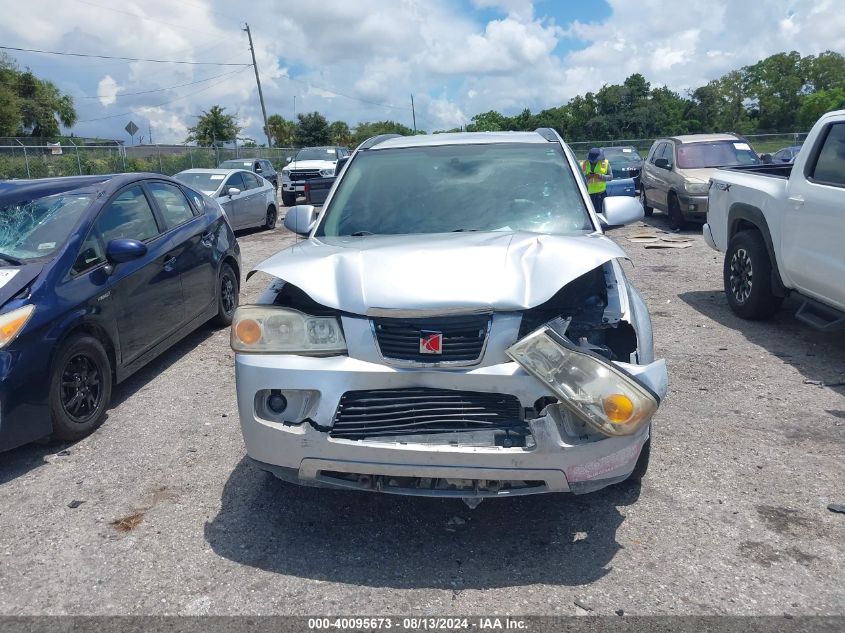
[80,67,252,99]
[76,66,252,123]
[260,71,410,113]
[0,45,247,66]
[70,0,223,38]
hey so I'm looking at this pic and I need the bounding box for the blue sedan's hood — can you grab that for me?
[0,264,43,309]
[250,231,627,315]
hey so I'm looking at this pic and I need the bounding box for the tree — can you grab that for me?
[0,54,77,137]
[798,88,845,128]
[185,105,240,147]
[466,110,508,132]
[265,114,296,147]
[329,120,352,147]
[351,120,414,146]
[295,111,331,146]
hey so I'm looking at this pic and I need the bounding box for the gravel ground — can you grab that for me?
[0,206,842,616]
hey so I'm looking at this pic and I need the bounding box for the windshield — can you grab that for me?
[0,191,93,261]
[676,141,760,169]
[295,147,337,161]
[317,143,593,237]
[174,172,226,192]
[602,147,642,166]
[219,160,252,169]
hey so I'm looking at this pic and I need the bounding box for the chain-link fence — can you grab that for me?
[569,132,809,159]
[0,142,298,180]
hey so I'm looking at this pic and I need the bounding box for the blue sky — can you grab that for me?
[1,0,842,143]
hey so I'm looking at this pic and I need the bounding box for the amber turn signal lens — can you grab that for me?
[603,393,635,424]
[235,319,261,345]
[0,305,35,348]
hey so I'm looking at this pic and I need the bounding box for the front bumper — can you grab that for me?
[677,192,708,220]
[282,180,306,193]
[235,352,656,497]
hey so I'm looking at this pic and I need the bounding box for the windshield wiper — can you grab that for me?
[0,253,23,266]
[451,228,479,232]
[350,231,374,236]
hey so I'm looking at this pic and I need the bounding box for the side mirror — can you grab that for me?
[227,187,241,197]
[255,167,263,173]
[285,156,292,163]
[283,204,317,236]
[601,196,644,228]
[336,157,349,173]
[106,239,148,264]
[760,153,773,164]
[654,157,670,169]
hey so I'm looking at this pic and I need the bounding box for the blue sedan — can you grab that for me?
[0,173,241,450]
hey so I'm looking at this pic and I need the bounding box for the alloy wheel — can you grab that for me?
[729,247,753,304]
[221,275,236,315]
[60,354,103,424]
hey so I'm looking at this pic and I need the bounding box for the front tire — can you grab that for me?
[281,191,296,207]
[723,230,783,319]
[49,334,112,441]
[667,193,685,230]
[264,205,277,230]
[639,187,653,217]
[214,263,239,327]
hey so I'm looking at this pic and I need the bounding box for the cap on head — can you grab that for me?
[587,147,603,162]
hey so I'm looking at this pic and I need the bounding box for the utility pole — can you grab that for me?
[243,22,272,148]
[410,94,417,134]
[148,123,153,145]
[293,95,296,121]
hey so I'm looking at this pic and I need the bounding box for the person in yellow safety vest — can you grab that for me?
[580,147,614,212]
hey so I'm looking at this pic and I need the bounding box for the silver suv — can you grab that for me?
[640,134,760,229]
[232,130,667,504]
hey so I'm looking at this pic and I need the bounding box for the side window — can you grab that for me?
[225,172,246,193]
[96,186,160,244]
[147,182,195,229]
[648,143,663,164]
[810,123,845,188]
[253,161,263,173]
[72,230,105,275]
[262,160,274,172]
[659,143,673,166]
[242,172,262,189]
[183,187,206,214]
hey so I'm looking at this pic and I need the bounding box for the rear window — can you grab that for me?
[676,141,759,169]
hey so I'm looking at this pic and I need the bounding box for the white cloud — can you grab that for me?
[97,75,120,106]
[1,0,844,141]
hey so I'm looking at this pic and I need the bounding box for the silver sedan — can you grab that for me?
[174,168,277,230]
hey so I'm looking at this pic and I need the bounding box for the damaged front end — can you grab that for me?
[233,235,667,503]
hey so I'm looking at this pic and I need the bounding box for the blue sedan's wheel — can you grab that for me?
[50,334,112,441]
[214,263,239,327]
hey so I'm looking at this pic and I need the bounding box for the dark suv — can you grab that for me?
[218,158,278,189]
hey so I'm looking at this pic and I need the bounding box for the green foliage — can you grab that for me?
[265,114,296,147]
[0,53,77,137]
[350,120,415,146]
[185,105,240,147]
[328,120,352,146]
[798,88,845,128]
[295,111,331,146]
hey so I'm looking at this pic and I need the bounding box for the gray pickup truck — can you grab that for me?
[301,156,349,205]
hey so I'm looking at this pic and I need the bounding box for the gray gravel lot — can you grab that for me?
[0,208,843,616]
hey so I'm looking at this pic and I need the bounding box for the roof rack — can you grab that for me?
[357,134,402,150]
[534,127,559,142]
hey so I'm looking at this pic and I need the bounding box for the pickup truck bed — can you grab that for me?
[720,164,793,178]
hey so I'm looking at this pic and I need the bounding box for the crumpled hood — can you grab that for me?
[0,264,43,309]
[250,231,627,315]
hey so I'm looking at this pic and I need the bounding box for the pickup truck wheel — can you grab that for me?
[264,205,277,230]
[281,191,296,207]
[639,187,653,216]
[49,334,113,441]
[723,231,784,319]
[667,194,685,230]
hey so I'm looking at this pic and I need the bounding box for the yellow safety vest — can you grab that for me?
[581,159,609,194]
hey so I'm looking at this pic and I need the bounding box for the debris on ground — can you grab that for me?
[111,512,144,532]
[574,599,593,612]
[627,231,694,249]
[615,609,625,617]
[828,503,845,514]
[56,450,70,457]
[447,516,467,527]
[67,500,84,509]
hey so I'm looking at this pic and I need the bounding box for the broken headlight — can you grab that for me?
[231,306,346,354]
[507,327,658,437]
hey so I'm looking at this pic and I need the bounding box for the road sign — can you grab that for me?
[125,121,139,136]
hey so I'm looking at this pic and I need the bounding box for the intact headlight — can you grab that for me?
[507,328,658,437]
[231,306,346,354]
[685,181,710,195]
[319,168,335,177]
[281,169,291,176]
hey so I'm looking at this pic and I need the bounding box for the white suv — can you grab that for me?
[281,146,349,206]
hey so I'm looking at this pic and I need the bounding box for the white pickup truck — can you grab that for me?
[704,110,845,330]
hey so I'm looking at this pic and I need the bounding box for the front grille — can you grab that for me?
[372,314,490,364]
[330,388,524,439]
[289,170,322,181]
